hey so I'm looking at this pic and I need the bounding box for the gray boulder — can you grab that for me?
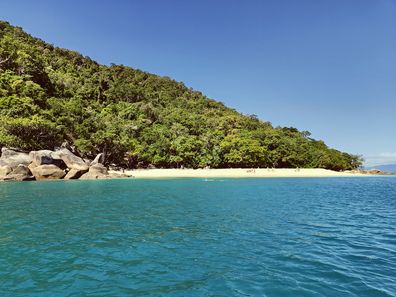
[29,150,66,168]
[80,164,109,180]
[29,150,53,166]
[64,168,87,180]
[0,148,32,169]
[3,164,34,181]
[54,148,89,171]
[29,164,66,180]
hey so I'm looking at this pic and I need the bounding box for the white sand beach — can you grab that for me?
[119,168,364,179]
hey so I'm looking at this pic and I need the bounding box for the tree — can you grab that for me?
[220,131,269,167]
[0,20,363,170]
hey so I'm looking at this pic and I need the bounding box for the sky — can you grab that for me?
[1,0,395,166]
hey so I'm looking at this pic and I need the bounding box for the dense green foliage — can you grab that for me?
[0,21,362,170]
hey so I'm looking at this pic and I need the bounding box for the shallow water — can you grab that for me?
[0,177,395,296]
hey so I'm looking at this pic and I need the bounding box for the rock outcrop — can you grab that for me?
[3,164,34,181]
[0,147,131,182]
[0,148,32,169]
[80,163,109,180]
[64,168,87,180]
[347,169,396,175]
[55,148,89,171]
[29,150,66,168]
[0,165,12,178]
[29,150,54,166]
[29,164,66,180]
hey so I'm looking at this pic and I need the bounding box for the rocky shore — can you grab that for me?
[0,147,131,181]
[346,169,396,175]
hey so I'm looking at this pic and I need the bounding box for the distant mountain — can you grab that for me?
[0,20,363,170]
[365,164,396,172]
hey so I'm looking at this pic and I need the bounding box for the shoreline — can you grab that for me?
[2,148,385,182]
[115,168,369,179]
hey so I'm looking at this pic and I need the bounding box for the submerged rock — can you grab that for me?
[29,164,66,180]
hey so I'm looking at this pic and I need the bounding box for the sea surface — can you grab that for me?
[0,177,395,297]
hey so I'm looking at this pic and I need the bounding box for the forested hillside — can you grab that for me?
[0,21,362,170]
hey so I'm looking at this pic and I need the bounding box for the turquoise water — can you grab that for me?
[0,178,395,297]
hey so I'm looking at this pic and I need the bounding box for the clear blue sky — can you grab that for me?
[1,0,395,166]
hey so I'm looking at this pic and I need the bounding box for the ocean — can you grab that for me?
[0,177,395,296]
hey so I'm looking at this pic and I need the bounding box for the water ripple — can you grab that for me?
[0,177,395,296]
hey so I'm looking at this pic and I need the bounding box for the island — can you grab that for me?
[0,20,364,181]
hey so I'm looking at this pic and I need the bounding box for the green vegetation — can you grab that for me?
[0,21,362,170]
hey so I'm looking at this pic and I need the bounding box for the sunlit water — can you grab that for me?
[0,177,395,296]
